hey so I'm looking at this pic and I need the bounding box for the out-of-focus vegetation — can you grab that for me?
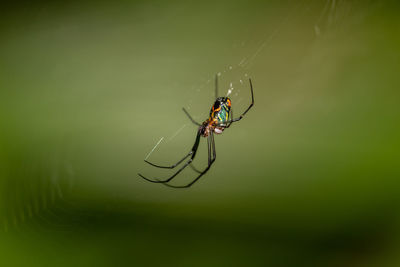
[1,0,400,266]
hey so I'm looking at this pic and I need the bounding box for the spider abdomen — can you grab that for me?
[210,97,231,124]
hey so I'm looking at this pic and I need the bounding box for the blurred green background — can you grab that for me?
[1,0,400,266]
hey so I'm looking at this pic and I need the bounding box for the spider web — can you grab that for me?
[0,0,363,231]
[143,0,360,176]
[1,150,75,232]
[144,0,304,150]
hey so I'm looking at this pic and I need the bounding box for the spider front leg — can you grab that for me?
[218,78,254,127]
[182,108,201,126]
[215,73,219,98]
[138,129,202,183]
[183,73,219,126]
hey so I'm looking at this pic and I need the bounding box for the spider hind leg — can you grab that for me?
[138,130,202,184]
[163,132,216,188]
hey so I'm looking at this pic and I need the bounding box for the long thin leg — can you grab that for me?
[189,164,202,173]
[182,73,220,126]
[164,132,216,188]
[183,107,203,172]
[190,131,216,173]
[215,73,219,98]
[138,130,201,183]
[207,132,211,165]
[143,130,201,169]
[182,108,201,126]
[145,152,190,169]
[217,78,254,126]
[187,135,210,173]
[189,131,214,173]
[230,78,254,122]
[211,131,216,161]
[187,134,211,171]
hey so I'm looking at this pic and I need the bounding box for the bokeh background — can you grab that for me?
[1,0,400,266]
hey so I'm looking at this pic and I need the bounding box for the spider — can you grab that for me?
[138,75,254,188]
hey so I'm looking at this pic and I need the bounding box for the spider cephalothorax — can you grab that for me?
[139,75,254,188]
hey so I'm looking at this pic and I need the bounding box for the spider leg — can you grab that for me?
[230,78,254,122]
[138,129,202,183]
[206,131,212,164]
[189,163,202,173]
[211,130,216,160]
[164,132,216,188]
[143,129,202,169]
[186,133,213,174]
[144,152,190,169]
[215,73,219,98]
[217,78,254,126]
[182,108,201,126]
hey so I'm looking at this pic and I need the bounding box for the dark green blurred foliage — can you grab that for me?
[1,0,400,266]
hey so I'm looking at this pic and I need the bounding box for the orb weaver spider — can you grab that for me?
[139,75,254,188]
